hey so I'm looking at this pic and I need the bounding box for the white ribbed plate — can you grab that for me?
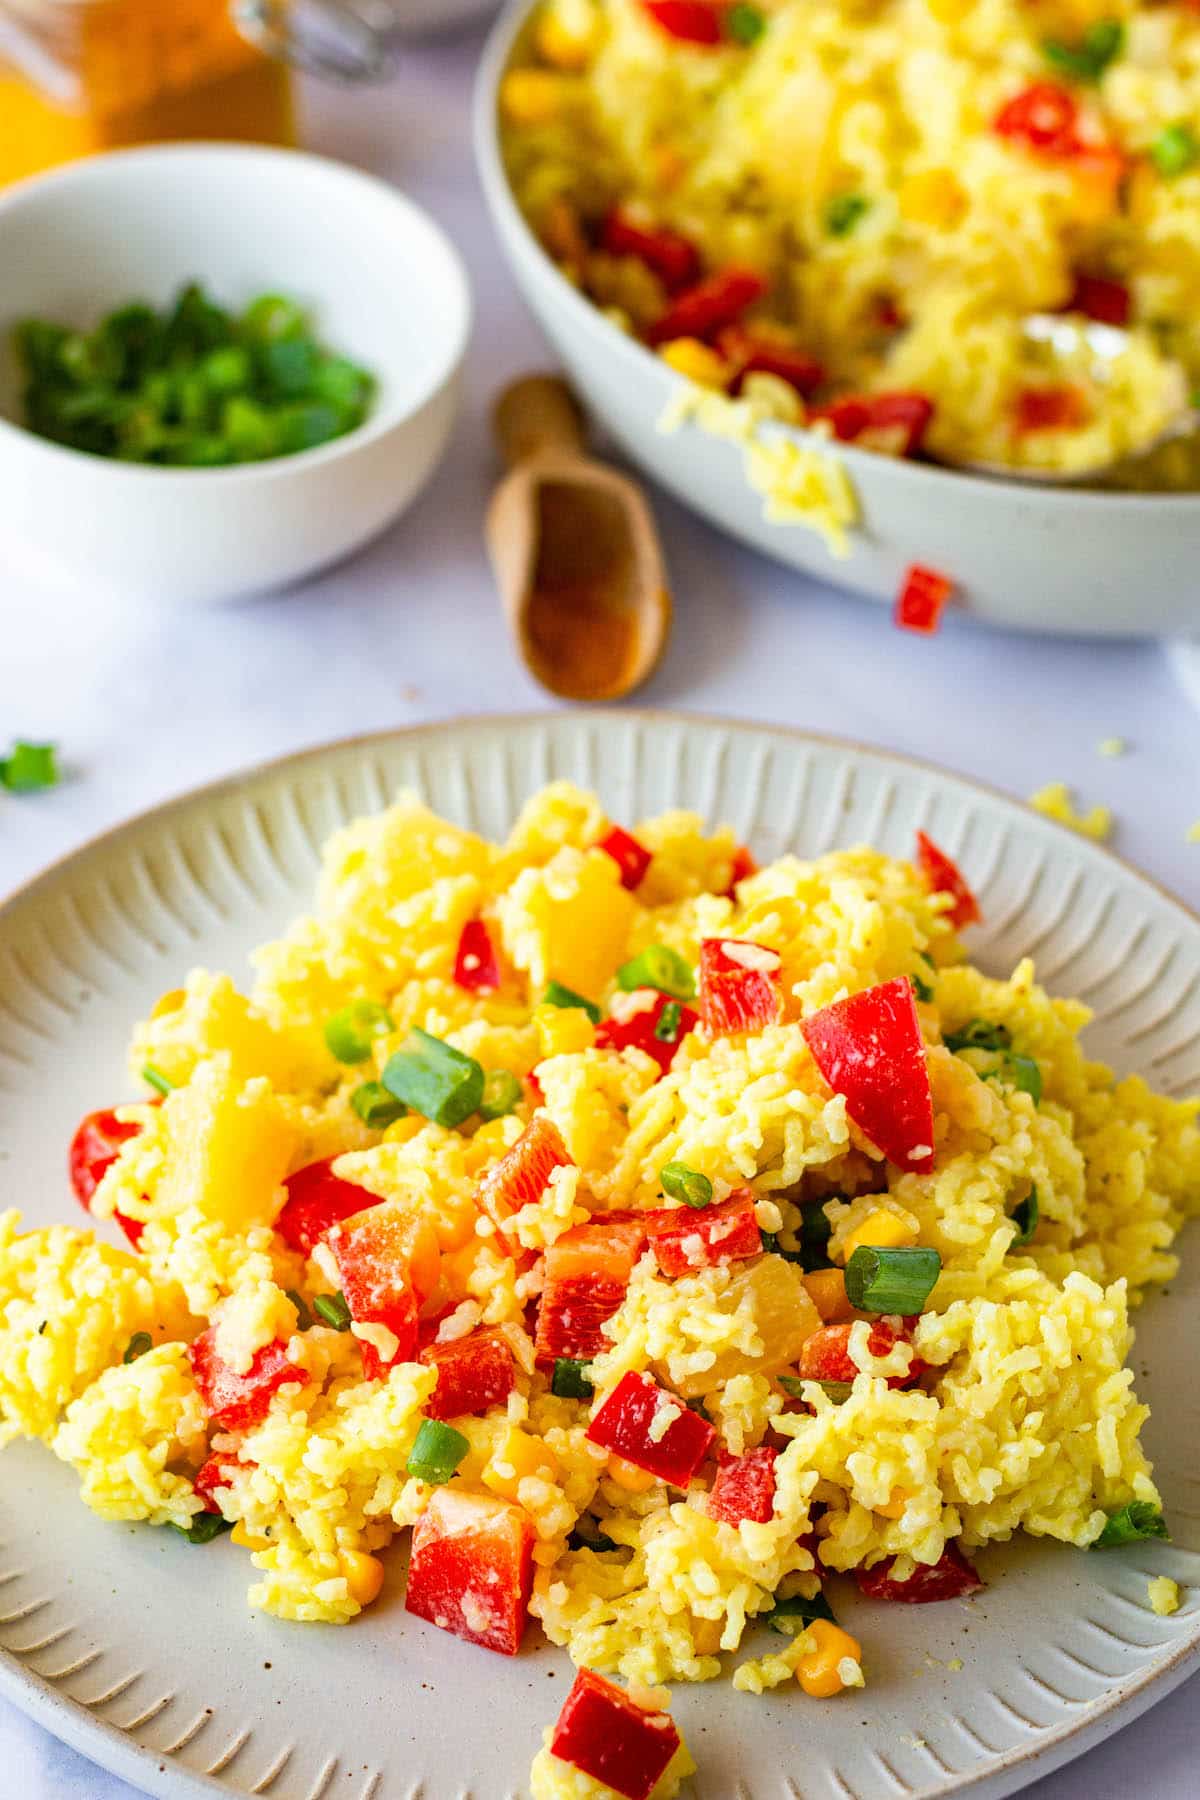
[1,713,1197,1800]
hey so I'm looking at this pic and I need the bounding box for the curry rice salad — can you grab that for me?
[3,785,1197,1799]
[502,0,1200,482]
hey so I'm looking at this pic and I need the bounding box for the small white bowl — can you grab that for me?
[0,143,471,606]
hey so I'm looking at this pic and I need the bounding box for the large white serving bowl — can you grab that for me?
[475,2,1200,638]
[0,143,471,607]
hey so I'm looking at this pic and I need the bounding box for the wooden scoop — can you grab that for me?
[486,374,672,701]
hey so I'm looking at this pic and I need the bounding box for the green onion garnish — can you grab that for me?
[350,1080,407,1130]
[1009,1187,1039,1248]
[844,1244,941,1314]
[313,1291,352,1331]
[123,1331,152,1364]
[568,1524,619,1553]
[726,2,766,45]
[767,1589,836,1634]
[1042,18,1124,84]
[551,1358,594,1399]
[381,1028,485,1128]
[141,1063,173,1097]
[1094,1501,1168,1548]
[655,1001,684,1043]
[819,1380,854,1403]
[1150,122,1199,179]
[944,1019,1011,1055]
[660,1162,713,1209]
[324,1000,393,1065]
[1006,1054,1043,1105]
[760,1230,780,1254]
[616,946,696,1000]
[685,1396,711,1420]
[910,962,935,1004]
[0,741,59,793]
[479,1069,524,1121]
[406,1418,470,1485]
[175,1513,234,1545]
[285,1288,314,1330]
[825,193,870,238]
[542,981,602,1025]
[796,1205,834,1271]
[776,1375,807,1397]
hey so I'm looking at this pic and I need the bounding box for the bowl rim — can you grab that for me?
[0,140,473,483]
[474,0,1200,514]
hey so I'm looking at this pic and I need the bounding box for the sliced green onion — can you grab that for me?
[141,1063,173,1097]
[479,1069,523,1121]
[825,193,870,237]
[655,1001,684,1043]
[381,1028,485,1128]
[796,1205,834,1271]
[844,1245,941,1314]
[551,1357,594,1399]
[726,2,766,45]
[175,1513,234,1545]
[351,1080,407,1130]
[616,946,696,1000]
[1094,1501,1168,1548]
[123,1331,152,1364]
[1006,1054,1043,1105]
[776,1375,807,1397]
[313,1291,352,1331]
[1,741,59,793]
[324,999,393,1065]
[541,981,602,1025]
[660,1162,713,1209]
[685,1396,711,1420]
[767,1589,836,1634]
[910,962,935,1004]
[285,1288,313,1331]
[760,1230,780,1254]
[944,1019,1011,1055]
[1009,1187,1039,1248]
[1042,18,1124,84]
[568,1524,619,1553]
[1150,122,1199,179]
[406,1417,469,1485]
[818,1380,854,1403]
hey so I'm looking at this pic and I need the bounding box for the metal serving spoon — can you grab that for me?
[946,314,1197,487]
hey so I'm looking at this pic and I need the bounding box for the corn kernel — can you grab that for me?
[231,1521,270,1551]
[383,1113,424,1146]
[150,987,186,1020]
[483,1428,558,1502]
[535,1002,595,1059]
[899,168,965,230]
[607,1453,657,1492]
[842,1210,919,1261]
[340,1550,385,1608]
[875,1486,913,1520]
[659,337,731,389]
[500,68,573,127]
[536,1,597,70]
[796,1619,864,1697]
[803,1268,855,1323]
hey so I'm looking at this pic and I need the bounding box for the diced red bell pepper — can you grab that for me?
[193,1450,244,1515]
[596,824,653,891]
[639,0,723,46]
[699,936,782,1036]
[647,267,768,346]
[856,1541,983,1603]
[809,391,934,457]
[69,1103,157,1247]
[717,325,825,397]
[915,830,981,931]
[594,989,699,1077]
[709,1444,778,1524]
[799,1317,927,1387]
[188,1327,301,1432]
[275,1157,377,1257]
[550,1666,682,1800]
[724,842,758,897]
[477,1114,574,1254]
[600,206,700,291]
[1015,384,1089,433]
[525,1070,545,1107]
[994,82,1080,155]
[1067,272,1130,327]
[327,1198,439,1378]
[404,1487,534,1656]
[645,1187,761,1278]
[535,1212,648,1362]
[801,977,935,1174]
[454,918,501,993]
[419,1328,516,1420]
[586,1370,715,1486]
[895,564,954,636]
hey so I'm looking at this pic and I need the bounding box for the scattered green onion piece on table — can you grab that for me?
[313,1291,352,1331]
[844,1244,942,1314]
[351,1080,407,1130]
[1094,1501,1168,1548]
[1042,19,1124,83]
[478,1069,524,1121]
[945,1019,1011,1054]
[141,1063,173,1098]
[1,741,59,793]
[541,981,602,1025]
[381,1028,485,1128]
[616,946,695,1000]
[1151,123,1199,178]
[660,1162,713,1209]
[551,1358,594,1399]
[176,1514,234,1545]
[726,2,766,45]
[767,1589,836,1633]
[123,1331,152,1364]
[655,1001,684,1043]
[825,193,870,237]
[285,1289,314,1331]
[1009,1187,1039,1248]
[324,1000,393,1065]
[406,1418,469,1485]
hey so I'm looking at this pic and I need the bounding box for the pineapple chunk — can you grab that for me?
[659,1258,820,1399]
[497,846,635,998]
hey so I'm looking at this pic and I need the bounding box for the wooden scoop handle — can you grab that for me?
[494,374,587,468]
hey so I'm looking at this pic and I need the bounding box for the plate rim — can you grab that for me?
[1,707,1197,1800]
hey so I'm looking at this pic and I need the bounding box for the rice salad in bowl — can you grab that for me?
[499,0,1200,484]
[2,783,1198,1800]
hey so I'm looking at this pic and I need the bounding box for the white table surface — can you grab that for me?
[1,18,1198,1800]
